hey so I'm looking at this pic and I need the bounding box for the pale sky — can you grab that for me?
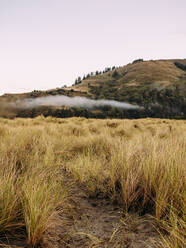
[0,0,186,95]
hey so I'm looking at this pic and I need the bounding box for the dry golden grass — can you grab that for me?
[72,59,186,93]
[0,116,185,247]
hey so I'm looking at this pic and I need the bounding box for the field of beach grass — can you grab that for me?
[0,117,185,247]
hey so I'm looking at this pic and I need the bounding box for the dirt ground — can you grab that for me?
[42,176,160,248]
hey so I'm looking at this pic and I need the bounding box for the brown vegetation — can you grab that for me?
[0,117,185,247]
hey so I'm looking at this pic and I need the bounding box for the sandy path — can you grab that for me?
[42,174,159,248]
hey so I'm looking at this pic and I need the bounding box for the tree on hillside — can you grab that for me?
[112,70,119,78]
[75,76,82,85]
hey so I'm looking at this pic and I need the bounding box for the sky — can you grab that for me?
[0,0,186,95]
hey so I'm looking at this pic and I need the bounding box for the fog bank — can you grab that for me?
[17,95,140,110]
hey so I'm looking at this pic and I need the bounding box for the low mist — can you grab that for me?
[15,95,140,110]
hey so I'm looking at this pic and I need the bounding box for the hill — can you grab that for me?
[71,59,186,116]
[1,59,186,119]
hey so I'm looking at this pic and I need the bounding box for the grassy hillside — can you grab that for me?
[73,59,186,93]
[72,59,186,115]
[1,59,186,119]
[0,117,185,247]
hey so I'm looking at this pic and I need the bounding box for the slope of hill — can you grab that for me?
[73,59,186,91]
[1,59,186,119]
[69,59,186,118]
[73,59,186,102]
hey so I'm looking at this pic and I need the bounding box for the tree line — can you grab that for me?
[74,66,117,85]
